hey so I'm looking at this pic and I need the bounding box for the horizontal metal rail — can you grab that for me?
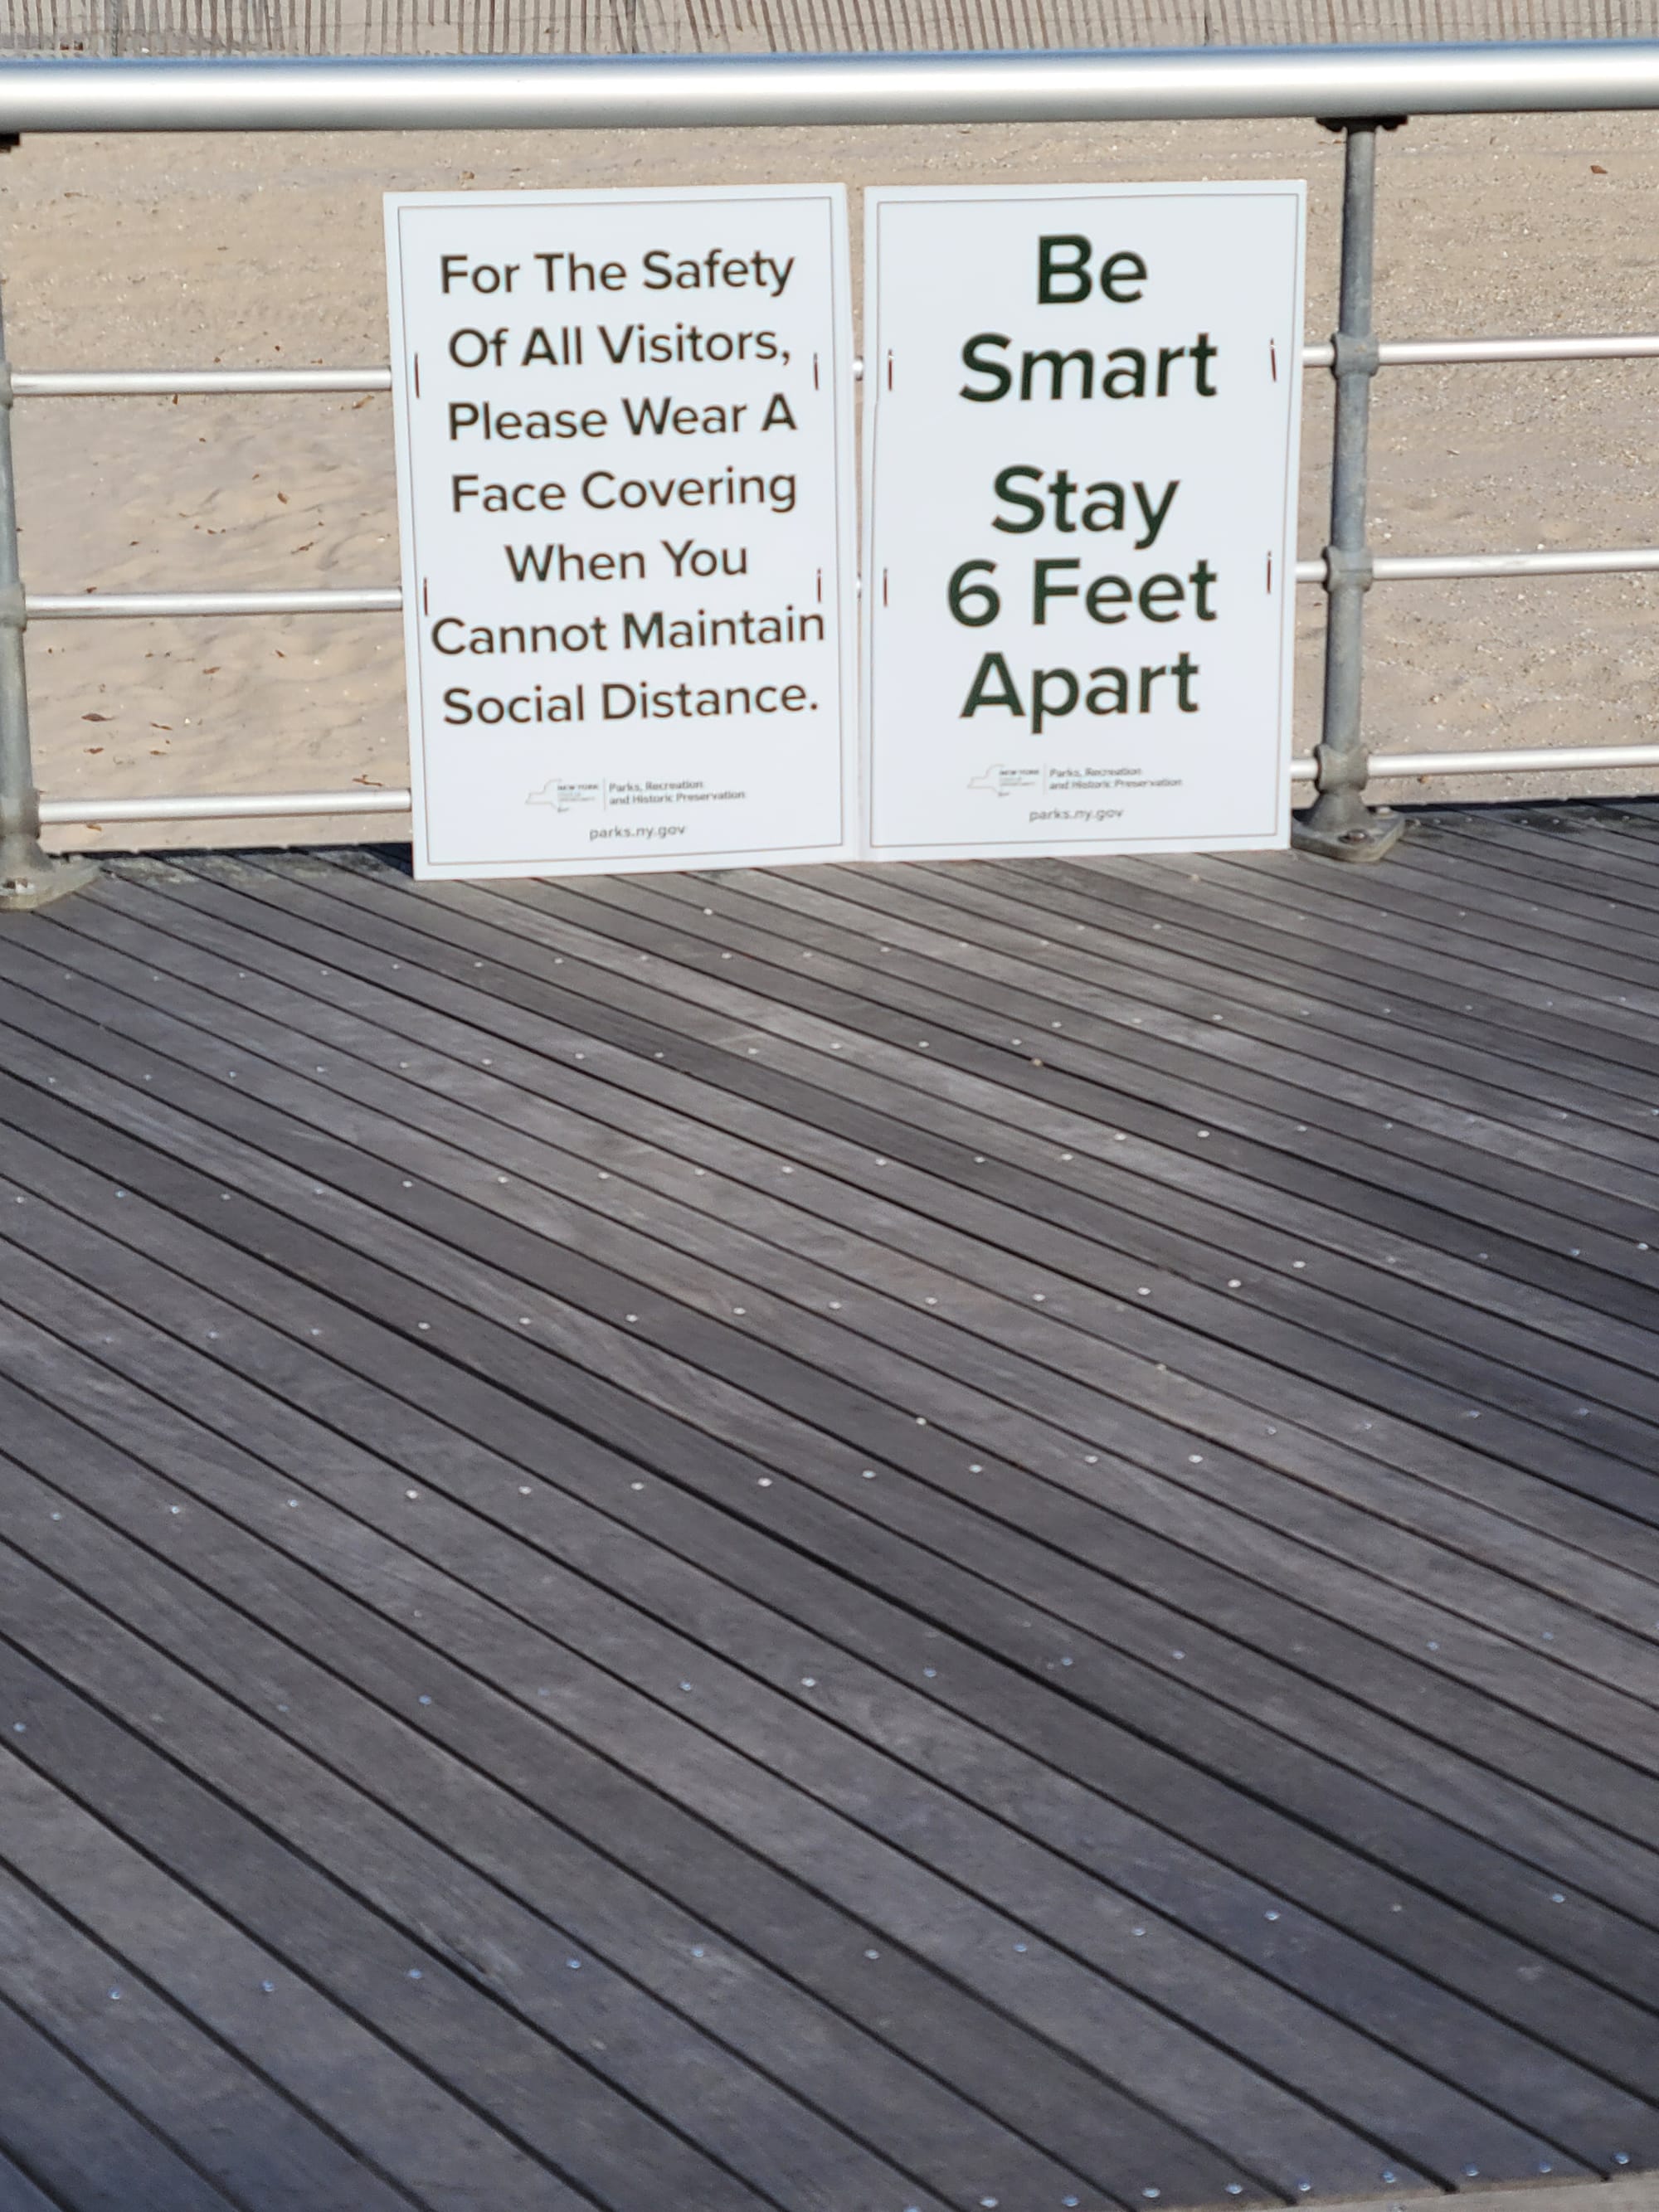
[1301,334,1659,368]
[1374,547,1659,581]
[14,336,1659,398]
[19,315,1659,825]
[28,588,403,618]
[1291,547,1659,584]
[43,741,1659,824]
[1342,744,1659,778]
[32,550,1659,619]
[12,368,394,396]
[8,44,1659,135]
[40,788,413,823]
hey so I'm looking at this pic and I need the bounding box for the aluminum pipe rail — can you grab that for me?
[7,43,1659,136]
[1300,333,1659,368]
[15,340,1659,395]
[1290,742,1659,781]
[27,552,1659,615]
[1378,333,1659,364]
[12,368,392,396]
[39,788,413,824]
[27,587,403,618]
[1297,547,1659,586]
[1374,547,1659,580]
[41,746,1659,822]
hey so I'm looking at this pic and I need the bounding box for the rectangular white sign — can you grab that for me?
[386,185,859,879]
[863,183,1306,861]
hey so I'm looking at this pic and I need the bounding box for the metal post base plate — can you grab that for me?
[1292,809,1405,864]
[0,849,98,911]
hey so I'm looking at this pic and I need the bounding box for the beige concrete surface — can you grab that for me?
[6,106,1657,852]
[1315,2180,1658,2212]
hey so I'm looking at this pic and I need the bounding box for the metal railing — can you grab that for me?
[5,42,1659,904]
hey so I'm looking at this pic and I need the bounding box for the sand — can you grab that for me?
[6,105,1657,853]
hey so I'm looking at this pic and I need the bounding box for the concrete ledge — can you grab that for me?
[1314,2176,1657,2212]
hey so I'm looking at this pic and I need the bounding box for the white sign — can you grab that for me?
[862,184,1306,861]
[386,186,859,879]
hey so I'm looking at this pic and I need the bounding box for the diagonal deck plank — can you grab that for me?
[0,2146,65,2212]
[2,806,1659,2212]
[0,1128,1500,2193]
[2,978,1657,1903]
[0,1986,244,2212]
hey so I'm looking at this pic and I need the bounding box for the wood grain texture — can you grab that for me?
[1,809,1657,2210]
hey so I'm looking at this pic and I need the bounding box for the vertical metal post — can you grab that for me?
[1294,118,1405,864]
[0,241,95,912]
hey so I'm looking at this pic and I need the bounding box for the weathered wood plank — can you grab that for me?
[32,880,1659,1743]
[9,924,1659,1911]
[1212,852,1659,1006]
[16,901,1659,1719]
[1412,819,1659,921]
[0,1739,579,2212]
[0,1155,1496,2194]
[0,2146,61,2212]
[9,990,1659,1902]
[717,858,1657,1174]
[7,1137,1657,2106]
[578,863,1659,1471]
[0,1851,421,2212]
[998,855,1659,1101]
[105,860,1659,1446]
[178,848,1659,1330]
[332,867,1659,1592]
[986,853,1657,1118]
[0,1354,1257,2212]
[4,814,1659,2209]
[0,1591,968,2212]
[0,1990,240,2212]
[344,851,1659,1320]
[562,863,1659,1219]
[163,844,1659,1433]
[1335,839,1659,959]
[1154,848,1659,1025]
[0,1030,1654,2176]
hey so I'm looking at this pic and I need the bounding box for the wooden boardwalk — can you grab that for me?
[0,803,1657,2212]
